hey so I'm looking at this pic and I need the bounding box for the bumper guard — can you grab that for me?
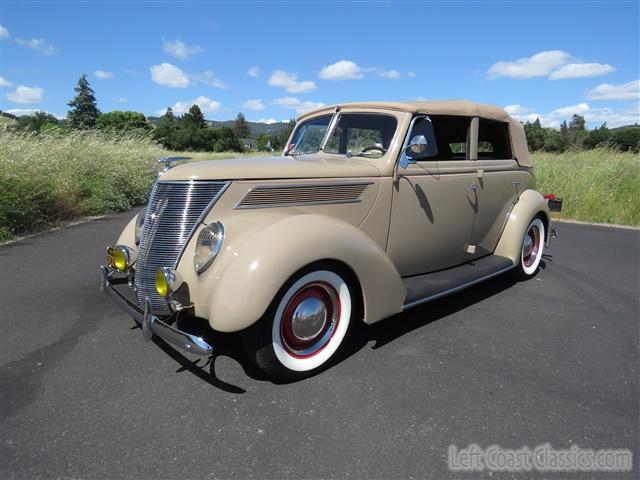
[99,266,213,356]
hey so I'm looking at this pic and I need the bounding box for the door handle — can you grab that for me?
[467,184,479,192]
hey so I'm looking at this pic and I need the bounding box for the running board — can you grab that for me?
[402,255,514,310]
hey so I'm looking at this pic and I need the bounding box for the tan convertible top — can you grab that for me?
[298,100,532,167]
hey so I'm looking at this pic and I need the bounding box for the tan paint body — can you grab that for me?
[114,100,551,332]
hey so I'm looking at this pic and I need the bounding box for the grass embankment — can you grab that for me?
[533,148,640,226]
[0,128,259,241]
[1,129,638,242]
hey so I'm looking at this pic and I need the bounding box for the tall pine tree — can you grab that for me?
[234,112,251,138]
[67,74,100,129]
[182,105,207,129]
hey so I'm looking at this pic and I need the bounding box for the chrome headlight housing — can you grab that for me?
[194,221,224,274]
[135,207,146,245]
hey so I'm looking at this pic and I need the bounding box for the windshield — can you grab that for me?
[287,115,332,155]
[324,113,397,158]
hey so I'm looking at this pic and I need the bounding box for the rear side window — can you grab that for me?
[429,116,471,160]
[478,119,512,159]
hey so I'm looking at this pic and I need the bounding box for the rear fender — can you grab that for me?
[494,189,551,264]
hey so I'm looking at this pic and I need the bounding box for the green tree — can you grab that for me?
[153,108,178,148]
[610,127,640,152]
[181,104,206,129]
[234,112,251,139]
[277,119,296,150]
[583,122,610,149]
[569,114,586,131]
[67,74,100,129]
[15,111,59,133]
[96,111,150,132]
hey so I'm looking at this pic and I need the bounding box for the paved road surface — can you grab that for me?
[1,212,638,479]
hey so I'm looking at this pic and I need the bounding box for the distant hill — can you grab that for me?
[147,117,291,137]
[610,124,639,131]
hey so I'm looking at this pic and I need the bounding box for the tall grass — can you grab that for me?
[0,128,164,240]
[534,147,640,226]
[1,129,638,242]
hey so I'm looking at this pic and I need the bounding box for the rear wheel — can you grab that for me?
[513,217,545,280]
[242,267,354,381]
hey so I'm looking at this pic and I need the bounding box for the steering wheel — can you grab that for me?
[360,145,387,155]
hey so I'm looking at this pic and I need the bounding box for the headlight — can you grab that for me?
[193,221,224,274]
[112,245,136,272]
[135,207,146,245]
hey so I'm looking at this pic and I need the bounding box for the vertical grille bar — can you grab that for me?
[135,180,228,314]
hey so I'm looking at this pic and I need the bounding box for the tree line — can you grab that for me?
[3,74,638,153]
[523,115,639,153]
[4,74,295,153]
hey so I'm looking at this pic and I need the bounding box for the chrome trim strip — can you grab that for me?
[100,266,213,357]
[234,181,373,209]
[402,264,515,311]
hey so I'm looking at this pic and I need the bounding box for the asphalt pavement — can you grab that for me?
[1,212,638,479]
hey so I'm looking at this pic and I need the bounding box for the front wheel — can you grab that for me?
[513,217,545,280]
[242,267,354,381]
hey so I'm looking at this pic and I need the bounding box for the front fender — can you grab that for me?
[494,189,551,264]
[200,213,405,332]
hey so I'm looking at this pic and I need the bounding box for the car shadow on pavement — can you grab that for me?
[150,270,520,392]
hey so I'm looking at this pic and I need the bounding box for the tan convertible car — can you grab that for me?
[100,100,560,381]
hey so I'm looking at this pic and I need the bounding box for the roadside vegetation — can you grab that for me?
[534,148,640,226]
[0,74,638,242]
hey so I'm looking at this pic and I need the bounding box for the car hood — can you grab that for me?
[158,153,382,181]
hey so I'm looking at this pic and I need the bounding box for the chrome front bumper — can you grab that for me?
[99,266,213,356]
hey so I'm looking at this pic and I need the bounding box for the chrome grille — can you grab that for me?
[135,180,228,314]
[236,182,371,209]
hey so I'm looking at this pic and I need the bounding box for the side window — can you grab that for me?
[429,116,471,161]
[324,113,398,157]
[478,119,512,159]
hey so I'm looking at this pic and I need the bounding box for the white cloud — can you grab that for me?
[117,97,128,103]
[123,68,137,75]
[0,25,9,38]
[243,99,265,111]
[318,60,364,80]
[162,39,204,60]
[94,69,114,79]
[488,50,570,79]
[407,71,416,78]
[504,104,533,115]
[268,70,316,93]
[190,70,227,89]
[549,63,615,80]
[248,66,260,78]
[150,63,190,88]
[14,37,57,55]
[6,85,44,104]
[586,79,640,101]
[5,108,63,119]
[506,101,639,128]
[159,95,221,116]
[256,118,278,124]
[0,77,13,87]
[377,69,401,79]
[273,96,324,114]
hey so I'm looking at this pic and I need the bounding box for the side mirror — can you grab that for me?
[399,135,428,169]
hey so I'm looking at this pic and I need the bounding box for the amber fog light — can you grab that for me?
[155,267,183,298]
[112,245,136,272]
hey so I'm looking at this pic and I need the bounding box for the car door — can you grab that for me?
[387,115,479,276]
[469,118,525,256]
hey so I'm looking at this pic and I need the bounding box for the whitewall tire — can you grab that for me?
[242,267,354,381]
[514,217,545,279]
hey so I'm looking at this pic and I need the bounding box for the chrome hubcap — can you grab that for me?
[280,282,340,358]
[291,297,328,341]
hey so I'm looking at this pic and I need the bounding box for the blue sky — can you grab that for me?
[1,1,638,128]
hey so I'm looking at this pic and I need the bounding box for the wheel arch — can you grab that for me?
[204,213,405,332]
[494,189,551,265]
